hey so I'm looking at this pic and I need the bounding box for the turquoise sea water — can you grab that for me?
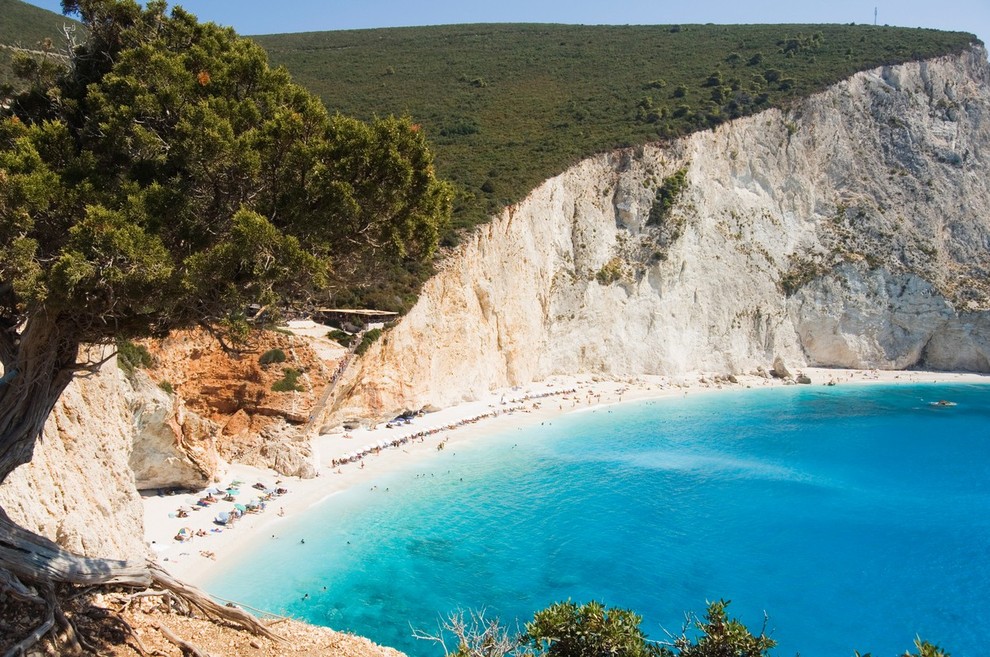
[204,383,990,657]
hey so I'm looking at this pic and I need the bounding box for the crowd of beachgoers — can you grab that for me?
[327,388,579,468]
[162,480,290,561]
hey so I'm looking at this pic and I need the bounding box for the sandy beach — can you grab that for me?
[143,367,987,586]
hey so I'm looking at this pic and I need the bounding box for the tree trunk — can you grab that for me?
[0,313,79,483]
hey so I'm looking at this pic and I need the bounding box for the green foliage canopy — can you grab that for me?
[424,597,953,657]
[0,0,452,347]
[667,600,775,657]
[518,599,774,657]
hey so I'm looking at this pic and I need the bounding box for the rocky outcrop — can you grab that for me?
[923,313,990,371]
[142,328,335,479]
[333,46,990,421]
[129,370,219,491]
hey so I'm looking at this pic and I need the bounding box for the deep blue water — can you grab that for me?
[203,383,990,657]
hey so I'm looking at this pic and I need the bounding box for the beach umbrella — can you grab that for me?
[233,503,247,512]
[206,487,223,495]
[215,512,230,525]
[225,488,239,496]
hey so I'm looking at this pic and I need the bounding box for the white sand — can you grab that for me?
[143,367,987,584]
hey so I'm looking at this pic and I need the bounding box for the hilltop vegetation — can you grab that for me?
[0,0,78,50]
[254,23,978,236]
[0,0,80,92]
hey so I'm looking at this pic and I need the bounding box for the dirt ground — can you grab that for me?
[0,588,404,657]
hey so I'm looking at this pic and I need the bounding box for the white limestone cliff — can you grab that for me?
[334,46,990,421]
[0,358,147,560]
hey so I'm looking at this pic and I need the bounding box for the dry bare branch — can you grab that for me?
[154,622,210,657]
[412,608,522,657]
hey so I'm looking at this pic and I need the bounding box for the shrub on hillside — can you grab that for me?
[328,330,354,347]
[271,367,305,392]
[117,339,153,375]
[355,328,383,356]
[259,348,287,366]
[648,167,689,228]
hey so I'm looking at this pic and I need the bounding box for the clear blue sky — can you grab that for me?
[21,0,990,45]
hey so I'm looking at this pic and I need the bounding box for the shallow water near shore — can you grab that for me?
[204,383,990,657]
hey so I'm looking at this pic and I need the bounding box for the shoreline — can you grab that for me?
[143,367,988,586]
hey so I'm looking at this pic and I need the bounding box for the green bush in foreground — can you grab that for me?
[427,599,948,657]
[668,600,774,657]
[901,639,951,657]
[523,600,658,657]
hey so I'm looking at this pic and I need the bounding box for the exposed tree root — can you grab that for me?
[2,585,54,657]
[0,509,280,655]
[107,613,156,657]
[53,602,85,656]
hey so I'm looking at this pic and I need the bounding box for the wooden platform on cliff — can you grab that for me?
[313,308,398,331]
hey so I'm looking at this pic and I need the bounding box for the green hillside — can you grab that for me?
[0,0,81,91]
[253,23,979,236]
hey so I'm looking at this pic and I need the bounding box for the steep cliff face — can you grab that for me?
[143,328,336,480]
[334,47,990,420]
[0,359,147,560]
